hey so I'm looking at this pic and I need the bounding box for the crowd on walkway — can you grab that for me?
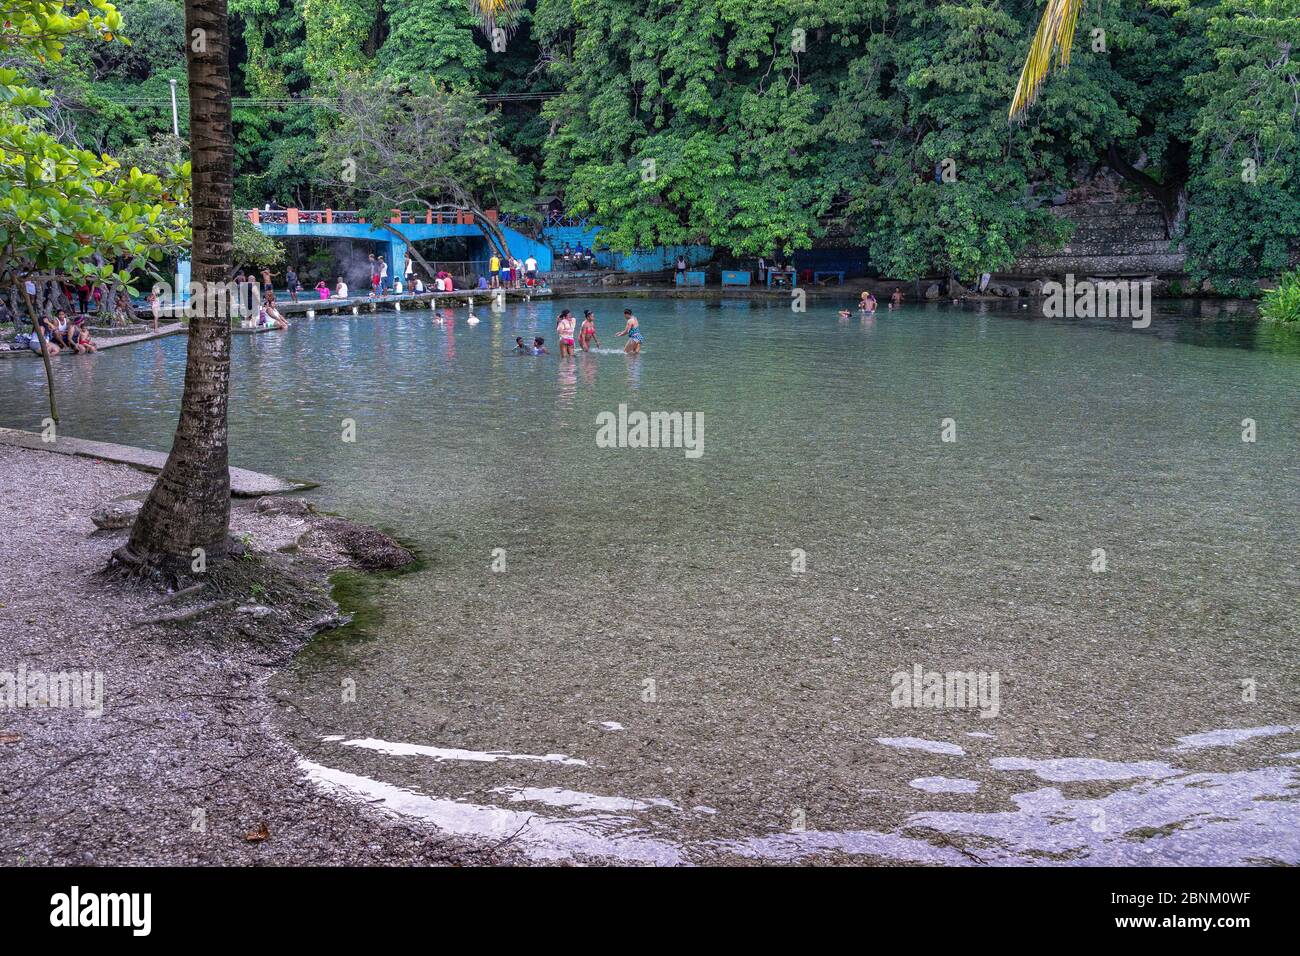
[253,251,548,306]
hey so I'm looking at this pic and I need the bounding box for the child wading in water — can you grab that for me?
[616,308,643,354]
[578,310,599,351]
[556,309,576,357]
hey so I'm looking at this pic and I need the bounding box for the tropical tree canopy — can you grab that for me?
[12,0,1300,289]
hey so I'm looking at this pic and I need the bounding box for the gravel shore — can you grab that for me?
[0,444,513,866]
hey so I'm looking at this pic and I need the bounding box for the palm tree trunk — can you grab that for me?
[119,0,234,575]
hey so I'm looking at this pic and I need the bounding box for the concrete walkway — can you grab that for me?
[0,322,185,359]
[0,426,316,496]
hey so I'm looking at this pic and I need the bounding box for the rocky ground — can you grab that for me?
[0,444,517,865]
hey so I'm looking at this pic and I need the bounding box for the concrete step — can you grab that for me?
[1066,222,1170,243]
[0,427,317,497]
[1024,239,1176,258]
[1011,251,1187,276]
[1053,199,1166,218]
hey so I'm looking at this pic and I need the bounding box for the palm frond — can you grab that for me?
[1009,0,1084,122]
[469,0,524,40]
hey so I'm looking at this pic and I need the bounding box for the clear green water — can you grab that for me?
[2,297,1297,864]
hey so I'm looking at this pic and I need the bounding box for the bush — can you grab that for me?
[1260,271,1300,324]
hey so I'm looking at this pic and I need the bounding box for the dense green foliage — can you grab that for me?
[1260,270,1300,323]
[18,0,1300,285]
[0,0,187,288]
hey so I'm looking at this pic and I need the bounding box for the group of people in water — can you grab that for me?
[514,308,643,357]
[839,287,906,319]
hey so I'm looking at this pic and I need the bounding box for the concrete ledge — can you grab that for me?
[0,323,186,359]
[0,427,317,497]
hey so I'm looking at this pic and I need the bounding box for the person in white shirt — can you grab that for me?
[333,277,349,298]
[524,255,538,284]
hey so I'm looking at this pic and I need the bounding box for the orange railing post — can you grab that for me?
[391,209,402,224]
[249,208,260,225]
[287,207,299,225]
[325,208,333,224]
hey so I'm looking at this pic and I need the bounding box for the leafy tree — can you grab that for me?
[1173,0,1300,293]
[233,211,284,268]
[321,75,532,265]
[0,0,188,421]
[377,0,486,87]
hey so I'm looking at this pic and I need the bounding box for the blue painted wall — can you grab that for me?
[257,220,553,277]
[540,225,712,273]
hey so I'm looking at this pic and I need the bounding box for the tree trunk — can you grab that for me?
[18,282,58,424]
[472,209,513,264]
[119,0,234,575]
[1105,141,1190,238]
[380,222,436,279]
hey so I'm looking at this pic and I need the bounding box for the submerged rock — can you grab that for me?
[91,500,141,531]
[315,516,415,571]
[255,496,316,517]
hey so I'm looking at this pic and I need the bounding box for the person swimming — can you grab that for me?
[531,336,549,355]
[860,291,877,313]
[512,336,528,354]
[616,308,643,354]
[578,310,600,351]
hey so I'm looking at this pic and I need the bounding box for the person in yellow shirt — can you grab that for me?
[489,254,501,288]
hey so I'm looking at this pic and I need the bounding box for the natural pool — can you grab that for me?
[2,296,1297,864]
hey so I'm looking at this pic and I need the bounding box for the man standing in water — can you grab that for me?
[286,265,300,303]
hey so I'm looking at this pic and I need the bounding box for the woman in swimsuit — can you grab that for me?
[578,310,599,352]
[616,308,643,355]
[556,309,576,357]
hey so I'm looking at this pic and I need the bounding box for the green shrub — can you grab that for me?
[1260,271,1300,324]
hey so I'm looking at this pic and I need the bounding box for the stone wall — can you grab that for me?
[1011,172,1185,279]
